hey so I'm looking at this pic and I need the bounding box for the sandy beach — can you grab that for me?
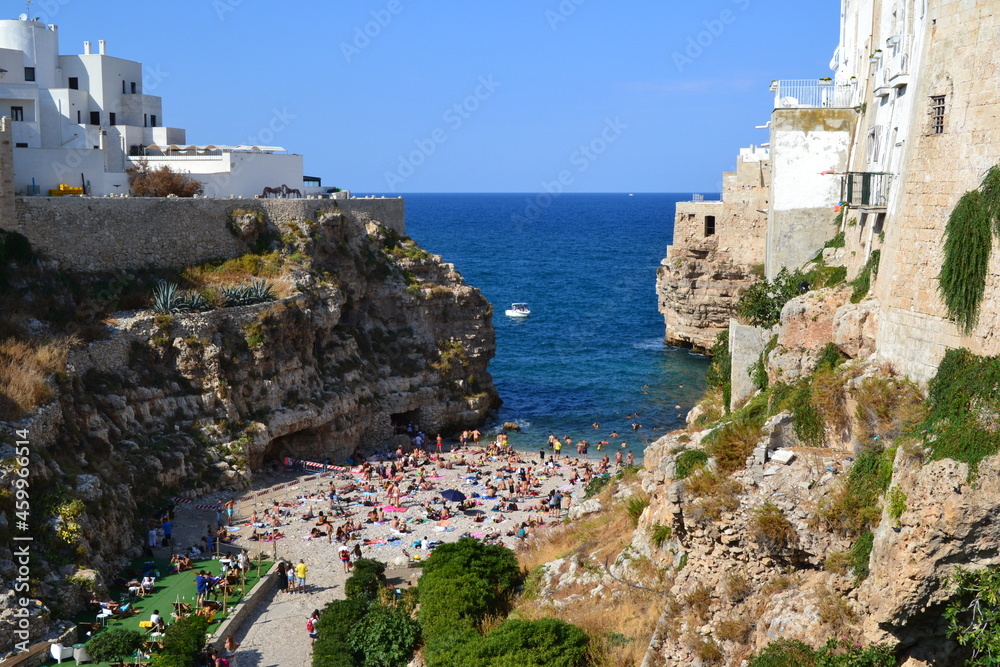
[168,440,620,665]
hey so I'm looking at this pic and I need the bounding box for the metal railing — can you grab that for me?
[842,172,892,208]
[771,79,857,109]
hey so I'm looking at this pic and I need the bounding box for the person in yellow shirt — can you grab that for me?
[295,559,308,594]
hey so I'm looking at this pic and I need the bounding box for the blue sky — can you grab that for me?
[29,0,840,192]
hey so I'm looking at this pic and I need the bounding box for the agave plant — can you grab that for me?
[151,281,183,313]
[222,284,250,307]
[178,290,209,312]
[222,280,276,307]
[246,279,277,304]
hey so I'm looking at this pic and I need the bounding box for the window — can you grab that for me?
[150,114,157,127]
[109,112,116,126]
[90,111,100,125]
[68,77,78,90]
[131,82,136,94]
[704,215,716,237]
[15,142,27,148]
[931,95,946,134]
[24,67,34,82]
[11,106,23,121]
[77,110,81,123]
[122,80,126,94]
[143,113,147,127]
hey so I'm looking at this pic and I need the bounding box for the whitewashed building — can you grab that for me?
[0,17,306,197]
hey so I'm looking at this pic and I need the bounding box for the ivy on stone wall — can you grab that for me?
[938,166,1000,334]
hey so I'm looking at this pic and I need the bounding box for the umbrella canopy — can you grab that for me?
[440,489,466,503]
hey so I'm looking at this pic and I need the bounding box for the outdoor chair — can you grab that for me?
[50,643,74,663]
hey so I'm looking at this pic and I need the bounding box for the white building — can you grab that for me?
[0,17,307,197]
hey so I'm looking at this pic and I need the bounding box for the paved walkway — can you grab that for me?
[227,563,343,667]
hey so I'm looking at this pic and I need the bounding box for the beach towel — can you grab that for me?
[383,506,407,513]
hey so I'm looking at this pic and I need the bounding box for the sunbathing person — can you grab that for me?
[309,527,327,539]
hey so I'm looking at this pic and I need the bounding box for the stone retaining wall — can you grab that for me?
[4,196,405,272]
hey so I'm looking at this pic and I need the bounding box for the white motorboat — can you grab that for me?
[505,303,530,318]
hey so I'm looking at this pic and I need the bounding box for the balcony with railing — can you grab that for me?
[874,34,913,96]
[842,172,892,210]
[771,79,857,109]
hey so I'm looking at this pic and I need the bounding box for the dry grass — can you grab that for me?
[687,634,723,664]
[515,587,662,667]
[684,583,714,624]
[685,471,743,523]
[705,421,761,474]
[715,613,753,643]
[0,337,72,420]
[816,585,856,634]
[724,572,751,604]
[514,480,666,667]
[812,367,850,439]
[824,551,851,575]
[853,371,927,442]
[750,502,798,554]
[761,572,800,596]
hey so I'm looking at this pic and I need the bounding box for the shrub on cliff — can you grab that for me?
[737,268,806,328]
[127,160,204,197]
[924,347,1000,472]
[748,637,894,666]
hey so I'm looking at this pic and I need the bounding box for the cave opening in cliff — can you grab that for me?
[391,409,422,435]
[259,425,348,469]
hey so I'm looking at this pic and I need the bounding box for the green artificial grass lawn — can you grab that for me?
[43,555,272,667]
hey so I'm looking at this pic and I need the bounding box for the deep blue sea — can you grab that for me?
[394,193,712,460]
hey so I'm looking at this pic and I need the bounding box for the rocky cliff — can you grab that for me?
[0,208,498,653]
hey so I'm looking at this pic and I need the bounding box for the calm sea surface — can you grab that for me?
[393,193,712,460]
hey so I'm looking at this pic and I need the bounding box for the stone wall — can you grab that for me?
[0,118,13,226]
[3,196,405,272]
[729,321,774,410]
[873,0,1000,382]
[766,108,855,279]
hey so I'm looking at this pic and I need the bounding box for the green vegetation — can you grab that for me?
[849,531,875,580]
[749,335,779,392]
[849,249,881,303]
[748,638,894,667]
[86,628,146,665]
[624,495,650,527]
[150,615,209,667]
[923,348,1000,472]
[675,449,709,480]
[939,166,1000,332]
[945,565,1000,666]
[151,281,209,314]
[650,523,673,547]
[887,486,907,526]
[705,331,732,412]
[313,559,420,667]
[737,268,806,328]
[418,538,588,667]
[820,447,894,537]
[221,279,277,307]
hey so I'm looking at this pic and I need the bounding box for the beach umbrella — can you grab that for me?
[440,489,466,503]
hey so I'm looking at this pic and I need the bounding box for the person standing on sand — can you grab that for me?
[276,562,288,594]
[307,610,319,648]
[295,559,308,593]
[287,561,297,593]
[225,498,235,524]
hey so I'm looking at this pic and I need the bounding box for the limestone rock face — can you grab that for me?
[657,257,756,352]
[768,286,851,383]
[0,209,498,634]
[861,453,1000,651]
[833,297,879,359]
